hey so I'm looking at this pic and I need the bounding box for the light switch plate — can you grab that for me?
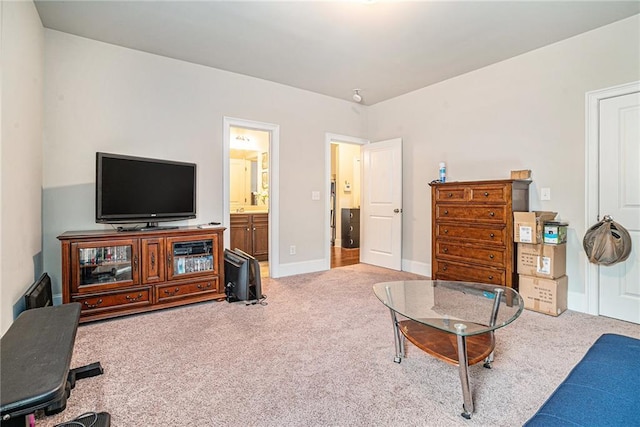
[311,191,320,200]
[541,188,551,201]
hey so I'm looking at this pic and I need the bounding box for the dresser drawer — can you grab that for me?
[435,205,507,222]
[156,278,219,303]
[435,223,507,245]
[434,186,467,202]
[436,241,506,267]
[434,260,505,286]
[469,185,509,203]
[73,287,151,315]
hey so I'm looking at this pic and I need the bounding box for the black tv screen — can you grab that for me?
[96,152,196,225]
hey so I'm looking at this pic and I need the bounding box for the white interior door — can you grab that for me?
[598,91,640,324]
[361,138,402,270]
[229,158,246,208]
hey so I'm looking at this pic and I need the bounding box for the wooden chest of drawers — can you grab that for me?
[429,179,530,289]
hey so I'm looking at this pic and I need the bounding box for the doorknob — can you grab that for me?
[394,208,402,213]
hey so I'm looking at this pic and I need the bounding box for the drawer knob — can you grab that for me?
[489,254,494,259]
[488,275,494,280]
[164,287,180,296]
[443,247,448,253]
[83,299,103,309]
[447,193,453,198]
[490,233,495,238]
[443,265,448,271]
[489,211,495,217]
[444,210,449,215]
[444,229,449,234]
[126,293,143,303]
[197,282,212,290]
[484,192,489,197]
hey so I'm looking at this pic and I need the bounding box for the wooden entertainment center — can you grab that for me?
[58,226,225,323]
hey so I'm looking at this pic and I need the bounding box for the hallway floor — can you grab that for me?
[331,246,359,268]
[258,246,359,279]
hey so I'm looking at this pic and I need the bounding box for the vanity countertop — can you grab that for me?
[231,210,268,214]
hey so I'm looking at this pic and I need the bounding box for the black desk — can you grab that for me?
[1,304,80,425]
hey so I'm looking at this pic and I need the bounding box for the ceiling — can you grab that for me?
[34,1,640,105]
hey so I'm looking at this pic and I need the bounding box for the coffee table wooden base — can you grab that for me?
[398,320,495,366]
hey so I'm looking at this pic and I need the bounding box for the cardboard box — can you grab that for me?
[519,275,568,316]
[543,222,568,244]
[517,243,566,279]
[513,211,557,243]
[510,169,532,180]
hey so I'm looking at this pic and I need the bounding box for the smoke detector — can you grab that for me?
[352,89,362,103]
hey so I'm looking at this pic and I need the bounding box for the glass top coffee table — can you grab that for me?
[373,280,524,419]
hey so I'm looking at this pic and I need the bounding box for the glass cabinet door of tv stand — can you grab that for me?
[169,238,215,278]
[77,244,133,287]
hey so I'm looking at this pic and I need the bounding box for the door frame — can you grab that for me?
[585,80,640,315]
[324,133,369,269]
[224,117,280,277]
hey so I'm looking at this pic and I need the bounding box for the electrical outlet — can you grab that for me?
[541,188,551,201]
[289,245,296,255]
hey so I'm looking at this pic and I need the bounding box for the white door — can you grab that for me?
[361,138,402,270]
[598,91,640,324]
[230,159,247,208]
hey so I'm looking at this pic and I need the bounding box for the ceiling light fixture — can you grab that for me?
[352,89,362,103]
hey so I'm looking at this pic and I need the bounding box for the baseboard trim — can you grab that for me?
[275,259,327,278]
[53,294,63,306]
[402,259,431,277]
[568,290,587,313]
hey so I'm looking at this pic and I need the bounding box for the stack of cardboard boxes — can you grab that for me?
[514,211,568,316]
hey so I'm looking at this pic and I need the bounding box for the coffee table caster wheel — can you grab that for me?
[461,407,472,420]
[393,356,402,363]
[483,361,492,369]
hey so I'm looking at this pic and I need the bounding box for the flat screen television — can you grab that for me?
[96,152,196,229]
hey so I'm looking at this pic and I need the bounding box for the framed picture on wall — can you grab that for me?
[261,152,269,170]
[262,172,269,188]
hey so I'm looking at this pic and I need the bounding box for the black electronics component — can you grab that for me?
[223,248,262,304]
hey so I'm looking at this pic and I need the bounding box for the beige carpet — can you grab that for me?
[39,264,640,426]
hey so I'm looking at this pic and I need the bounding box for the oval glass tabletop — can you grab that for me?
[373,280,524,336]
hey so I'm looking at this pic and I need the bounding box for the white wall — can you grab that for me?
[40,15,639,314]
[367,15,640,312]
[1,1,44,334]
[42,30,367,298]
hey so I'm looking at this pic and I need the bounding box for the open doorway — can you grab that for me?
[325,133,369,269]
[229,126,270,277]
[224,117,280,278]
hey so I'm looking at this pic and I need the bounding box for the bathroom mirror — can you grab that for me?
[229,130,270,212]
